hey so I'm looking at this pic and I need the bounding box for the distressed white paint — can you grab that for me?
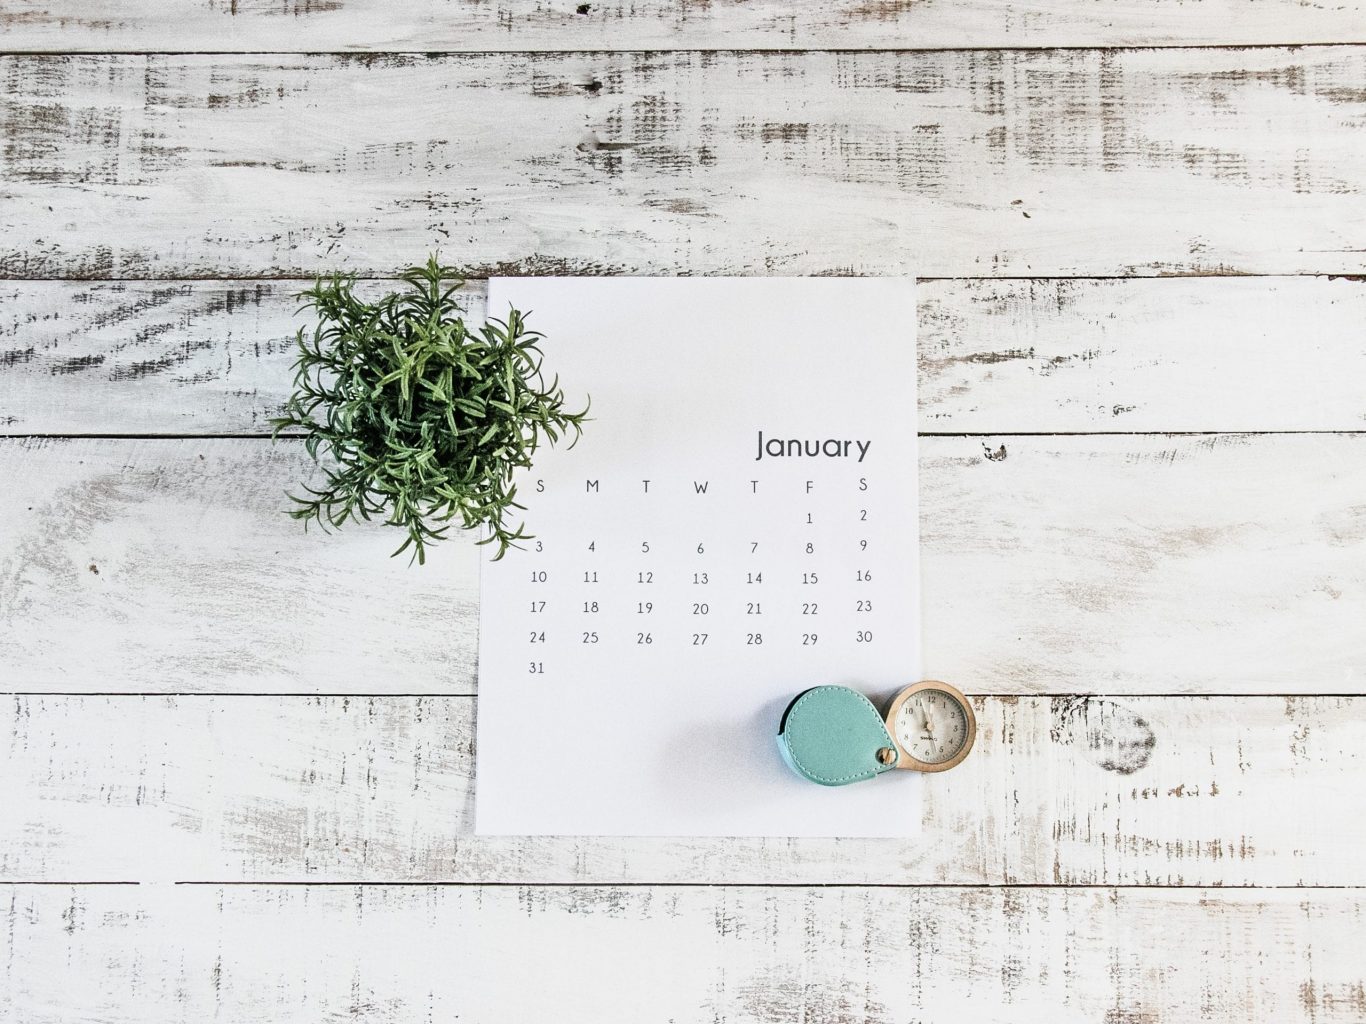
[918,276,1366,432]
[5,276,1366,435]
[1,695,1362,886]
[0,279,295,433]
[1,435,1362,694]
[5,0,1364,51]
[3,49,1365,280]
[0,439,480,693]
[4,883,1364,1022]
[3,2,1364,1015]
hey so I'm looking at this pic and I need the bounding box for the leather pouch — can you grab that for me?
[776,685,899,786]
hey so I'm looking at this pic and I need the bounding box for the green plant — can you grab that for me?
[271,257,588,564]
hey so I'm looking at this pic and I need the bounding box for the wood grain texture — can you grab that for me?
[3,49,1365,280]
[919,276,1366,432]
[0,279,293,433]
[0,438,480,693]
[2,694,1363,886]
[6,0,1366,51]
[4,1,1363,1015]
[6,276,1366,435]
[1,435,1361,694]
[5,883,1365,1022]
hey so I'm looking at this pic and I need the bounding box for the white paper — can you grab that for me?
[476,277,921,837]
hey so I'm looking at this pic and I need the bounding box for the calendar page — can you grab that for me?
[476,277,921,837]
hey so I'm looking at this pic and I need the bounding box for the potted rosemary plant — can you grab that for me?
[272,257,588,563]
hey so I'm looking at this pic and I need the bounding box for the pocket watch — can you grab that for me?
[882,680,976,773]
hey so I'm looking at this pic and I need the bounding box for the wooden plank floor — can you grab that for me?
[2,3,1365,1021]
[3,49,1366,279]
[4,694,1365,886]
[6,0,1365,50]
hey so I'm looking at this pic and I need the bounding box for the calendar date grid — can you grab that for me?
[518,479,892,671]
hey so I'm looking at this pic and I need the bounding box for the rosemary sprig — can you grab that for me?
[271,256,589,564]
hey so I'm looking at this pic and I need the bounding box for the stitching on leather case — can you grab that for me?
[783,685,891,784]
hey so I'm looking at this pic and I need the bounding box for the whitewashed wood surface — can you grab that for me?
[3,694,1364,887]
[5,0,1365,50]
[4,3,1366,1020]
[6,276,1366,435]
[3,434,1361,694]
[3,49,1365,280]
[5,884,1365,1023]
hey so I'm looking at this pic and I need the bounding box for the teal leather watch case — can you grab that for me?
[776,685,900,786]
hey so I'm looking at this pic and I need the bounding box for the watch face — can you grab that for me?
[894,688,969,765]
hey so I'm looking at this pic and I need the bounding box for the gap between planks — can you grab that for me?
[6,881,1366,889]
[3,43,1366,57]
[3,273,1363,283]
[4,0,1365,51]
[2,43,1366,58]
[4,431,1363,440]
[4,690,1366,697]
